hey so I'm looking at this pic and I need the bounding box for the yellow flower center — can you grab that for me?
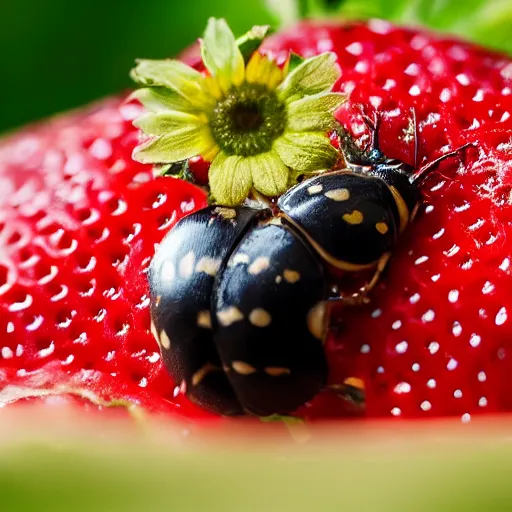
[208,83,287,157]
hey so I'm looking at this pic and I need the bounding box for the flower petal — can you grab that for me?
[277,53,340,103]
[209,153,253,206]
[236,25,272,63]
[249,152,290,197]
[129,88,197,114]
[274,133,338,173]
[133,111,205,136]
[201,18,245,94]
[286,92,346,132]
[131,59,213,109]
[133,125,216,164]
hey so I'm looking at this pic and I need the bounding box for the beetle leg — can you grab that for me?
[328,377,366,408]
[328,252,392,307]
[361,251,392,295]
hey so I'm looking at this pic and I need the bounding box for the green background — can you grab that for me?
[0,0,272,134]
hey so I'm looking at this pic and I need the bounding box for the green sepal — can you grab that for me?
[208,153,253,206]
[132,125,213,164]
[274,132,338,173]
[155,161,196,184]
[249,152,289,198]
[133,111,203,137]
[236,25,273,63]
[130,59,212,109]
[129,88,197,114]
[288,52,306,72]
[277,52,341,103]
[201,18,245,94]
[286,92,346,132]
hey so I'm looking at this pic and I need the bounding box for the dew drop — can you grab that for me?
[396,341,408,354]
[415,255,429,265]
[428,341,440,355]
[422,310,435,323]
[432,228,445,240]
[409,293,421,304]
[469,334,481,348]
[420,401,432,411]
[495,307,507,326]
[447,358,458,371]
[394,382,411,394]
[448,290,459,303]
[452,321,462,337]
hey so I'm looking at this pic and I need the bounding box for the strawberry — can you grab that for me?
[0,98,212,417]
[1,18,512,422]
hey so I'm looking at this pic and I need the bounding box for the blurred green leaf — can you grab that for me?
[0,0,273,134]
[267,0,512,55]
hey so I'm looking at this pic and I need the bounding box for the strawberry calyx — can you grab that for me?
[130,18,345,206]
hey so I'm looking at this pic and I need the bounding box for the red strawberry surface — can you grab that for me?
[1,19,512,421]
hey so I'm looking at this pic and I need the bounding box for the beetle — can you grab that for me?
[149,113,471,417]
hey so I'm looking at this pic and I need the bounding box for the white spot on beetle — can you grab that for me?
[283,269,301,283]
[249,308,272,328]
[214,207,236,220]
[179,251,195,278]
[275,275,283,284]
[197,310,212,329]
[229,253,250,266]
[248,256,270,275]
[232,361,257,375]
[307,184,323,195]
[150,321,159,344]
[160,260,175,283]
[375,222,389,235]
[191,362,220,386]
[217,307,244,326]
[195,256,222,276]
[342,210,364,225]
[264,367,291,377]
[307,302,327,341]
[325,188,350,201]
[160,330,171,350]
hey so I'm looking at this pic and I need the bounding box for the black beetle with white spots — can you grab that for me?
[148,121,471,417]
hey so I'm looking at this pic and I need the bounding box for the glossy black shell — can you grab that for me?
[277,171,402,268]
[213,220,328,416]
[149,205,266,415]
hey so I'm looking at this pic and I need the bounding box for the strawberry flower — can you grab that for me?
[131,18,345,206]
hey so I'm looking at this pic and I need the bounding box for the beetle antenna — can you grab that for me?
[336,124,364,165]
[356,105,382,152]
[411,143,474,185]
